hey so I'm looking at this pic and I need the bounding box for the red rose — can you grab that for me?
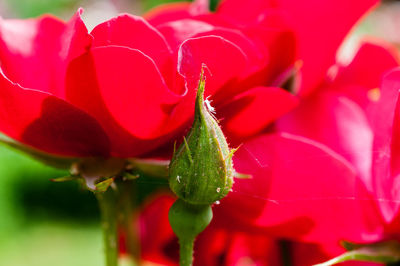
[0,0,377,161]
[0,0,297,160]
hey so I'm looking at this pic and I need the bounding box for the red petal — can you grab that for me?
[139,195,177,266]
[330,41,400,112]
[177,35,248,103]
[218,0,379,95]
[193,27,267,71]
[245,26,297,86]
[277,91,374,191]
[91,14,172,76]
[0,9,91,98]
[274,0,379,95]
[157,19,215,51]
[0,15,64,93]
[217,0,271,26]
[145,0,209,26]
[66,46,182,157]
[218,133,382,243]
[223,233,281,266]
[219,86,298,142]
[370,69,400,224]
[0,72,110,157]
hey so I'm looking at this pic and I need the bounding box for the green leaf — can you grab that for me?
[314,241,400,266]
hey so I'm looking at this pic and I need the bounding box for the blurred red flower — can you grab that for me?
[131,194,382,266]
[218,40,399,247]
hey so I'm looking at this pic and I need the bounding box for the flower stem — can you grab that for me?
[116,179,140,265]
[168,199,212,266]
[179,237,194,266]
[96,188,119,266]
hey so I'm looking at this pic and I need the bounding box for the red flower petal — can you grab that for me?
[277,91,373,191]
[217,0,270,26]
[0,9,91,98]
[218,0,379,95]
[0,72,110,157]
[222,233,281,266]
[66,46,182,157]
[219,86,298,142]
[245,26,297,86]
[193,27,267,71]
[0,15,63,93]
[330,41,400,112]
[177,35,248,102]
[91,14,172,77]
[145,0,209,26]
[157,19,215,51]
[273,0,379,95]
[370,69,400,224]
[139,195,177,266]
[218,133,382,243]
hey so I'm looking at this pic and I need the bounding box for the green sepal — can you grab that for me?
[233,171,252,179]
[50,176,80,182]
[0,133,77,168]
[341,240,365,251]
[94,177,115,193]
[314,241,400,266]
[127,158,169,178]
[122,172,140,181]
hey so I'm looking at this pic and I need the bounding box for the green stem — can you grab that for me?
[179,238,194,266]
[168,199,212,266]
[96,188,119,266]
[116,180,140,265]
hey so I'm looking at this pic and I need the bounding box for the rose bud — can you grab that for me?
[169,68,235,205]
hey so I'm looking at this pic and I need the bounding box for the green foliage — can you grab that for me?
[6,0,78,18]
[143,0,221,12]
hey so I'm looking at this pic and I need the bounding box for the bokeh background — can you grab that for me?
[0,0,400,265]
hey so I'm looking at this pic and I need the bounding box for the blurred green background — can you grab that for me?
[0,0,399,265]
